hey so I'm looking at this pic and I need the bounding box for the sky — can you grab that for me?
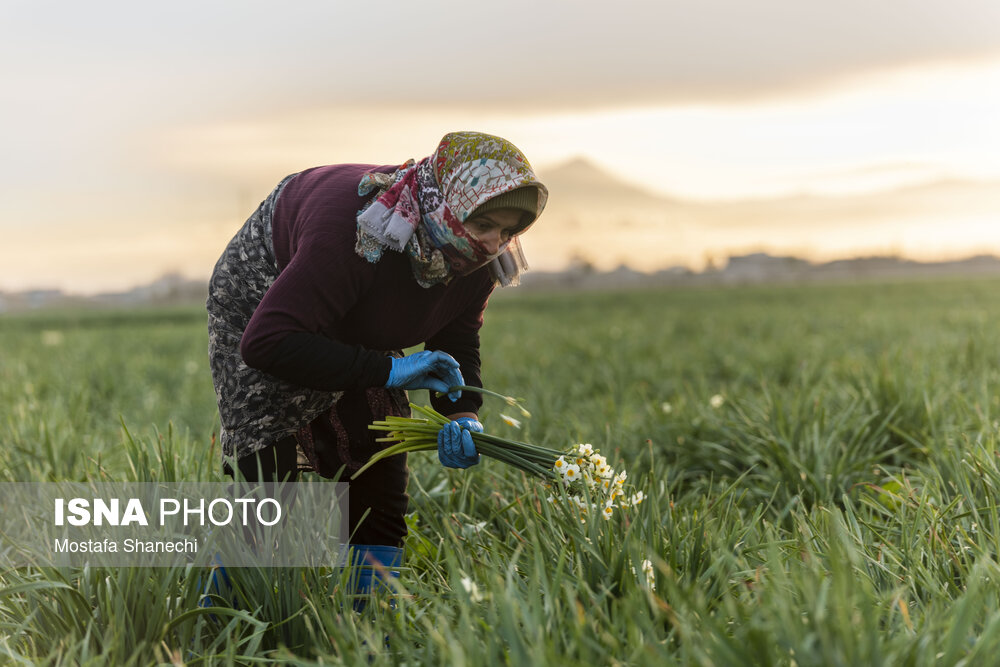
[2,0,999,293]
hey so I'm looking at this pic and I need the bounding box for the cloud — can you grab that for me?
[3,0,999,291]
[4,0,1000,115]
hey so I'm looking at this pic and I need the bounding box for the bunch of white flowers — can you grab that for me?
[550,443,645,521]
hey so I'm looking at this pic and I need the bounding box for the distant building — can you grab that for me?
[23,290,66,309]
[722,253,810,283]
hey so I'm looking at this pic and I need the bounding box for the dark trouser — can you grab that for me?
[229,435,409,548]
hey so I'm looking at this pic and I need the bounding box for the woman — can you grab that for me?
[206,131,547,588]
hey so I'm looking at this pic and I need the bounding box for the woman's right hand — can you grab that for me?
[385,351,464,401]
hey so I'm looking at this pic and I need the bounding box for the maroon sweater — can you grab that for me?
[239,164,494,416]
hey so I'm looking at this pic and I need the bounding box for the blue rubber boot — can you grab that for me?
[198,553,234,611]
[348,544,403,612]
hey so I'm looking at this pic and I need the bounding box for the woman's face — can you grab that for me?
[463,209,524,257]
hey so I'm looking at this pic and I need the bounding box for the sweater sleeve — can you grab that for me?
[240,230,392,391]
[424,278,494,416]
[249,331,391,390]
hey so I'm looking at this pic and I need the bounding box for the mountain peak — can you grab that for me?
[539,157,676,206]
[543,156,620,182]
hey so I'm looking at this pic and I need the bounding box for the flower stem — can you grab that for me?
[435,385,532,417]
[357,403,559,481]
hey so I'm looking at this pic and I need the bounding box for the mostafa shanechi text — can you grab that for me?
[53,538,199,553]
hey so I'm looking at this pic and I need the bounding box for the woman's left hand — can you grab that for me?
[437,417,482,469]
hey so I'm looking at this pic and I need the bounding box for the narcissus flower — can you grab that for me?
[502,394,531,418]
[632,558,656,590]
[460,576,484,602]
[500,414,522,429]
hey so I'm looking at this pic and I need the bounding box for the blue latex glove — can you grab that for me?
[386,351,464,401]
[437,418,482,469]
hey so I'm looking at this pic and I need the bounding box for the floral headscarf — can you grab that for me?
[355,132,548,287]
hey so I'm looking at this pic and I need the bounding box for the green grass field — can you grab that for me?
[5,278,1000,665]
